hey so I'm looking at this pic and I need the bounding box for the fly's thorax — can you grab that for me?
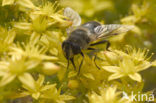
[81,21,101,34]
[68,28,91,49]
[81,21,102,41]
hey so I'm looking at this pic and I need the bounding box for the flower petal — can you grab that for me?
[42,62,60,75]
[83,73,95,80]
[8,92,30,99]
[36,75,45,87]
[18,73,35,90]
[152,60,156,67]
[128,73,142,82]
[41,84,56,91]
[14,22,32,30]
[136,61,151,72]
[59,95,75,101]
[32,92,40,100]
[0,70,7,76]
[16,0,36,9]
[0,73,16,87]
[40,55,58,60]
[102,66,120,73]
[2,0,15,6]
[108,73,124,81]
[26,60,40,70]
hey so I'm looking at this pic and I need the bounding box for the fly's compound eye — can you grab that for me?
[62,41,72,59]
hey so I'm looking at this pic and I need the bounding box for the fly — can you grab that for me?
[62,7,134,74]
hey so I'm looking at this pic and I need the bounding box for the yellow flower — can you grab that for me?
[102,57,151,82]
[121,1,149,25]
[42,62,60,75]
[9,42,57,61]
[14,16,54,43]
[68,79,79,89]
[32,16,49,33]
[2,0,37,9]
[32,1,70,26]
[114,46,153,63]
[0,27,16,54]
[0,57,38,88]
[152,60,156,67]
[2,0,15,6]
[15,75,75,102]
[88,86,130,103]
[67,55,109,90]
[101,51,119,65]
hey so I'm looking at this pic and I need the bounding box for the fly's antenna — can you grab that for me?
[78,52,84,75]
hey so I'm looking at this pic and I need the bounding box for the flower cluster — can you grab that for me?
[101,47,152,82]
[0,0,155,103]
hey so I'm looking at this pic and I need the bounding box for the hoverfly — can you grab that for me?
[62,7,134,74]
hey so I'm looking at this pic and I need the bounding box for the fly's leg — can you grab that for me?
[90,40,110,51]
[86,40,111,71]
[87,47,96,50]
[67,60,70,70]
[77,52,84,75]
[94,54,101,70]
[77,39,111,74]
[87,47,101,70]
[70,57,76,70]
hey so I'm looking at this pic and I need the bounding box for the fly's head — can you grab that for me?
[62,40,81,60]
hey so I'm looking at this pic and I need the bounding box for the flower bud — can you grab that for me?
[68,80,79,89]
[103,51,119,65]
[42,62,60,75]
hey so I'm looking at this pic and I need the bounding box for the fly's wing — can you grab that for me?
[64,7,81,26]
[94,24,134,39]
[64,7,81,34]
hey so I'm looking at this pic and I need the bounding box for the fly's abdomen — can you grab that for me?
[68,29,90,49]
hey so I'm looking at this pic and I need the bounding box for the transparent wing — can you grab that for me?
[94,24,134,39]
[64,7,81,27]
